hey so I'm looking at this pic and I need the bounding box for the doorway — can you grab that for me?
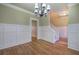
[50,11,68,47]
[32,20,37,42]
[30,17,39,42]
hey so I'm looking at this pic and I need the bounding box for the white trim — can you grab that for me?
[30,17,39,40]
[1,3,34,15]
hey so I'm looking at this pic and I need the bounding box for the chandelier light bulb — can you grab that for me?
[39,10,41,14]
[35,3,39,9]
[34,9,38,14]
[44,9,47,14]
[47,5,50,11]
[42,3,46,8]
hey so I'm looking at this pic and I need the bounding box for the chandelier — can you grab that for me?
[34,3,50,17]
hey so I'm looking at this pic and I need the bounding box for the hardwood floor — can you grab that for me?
[0,39,79,55]
[56,37,68,48]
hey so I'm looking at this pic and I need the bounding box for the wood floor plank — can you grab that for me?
[0,38,79,55]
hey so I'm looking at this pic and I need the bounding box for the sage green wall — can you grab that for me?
[68,4,79,51]
[69,4,79,24]
[0,4,49,26]
[0,4,37,25]
[39,16,49,26]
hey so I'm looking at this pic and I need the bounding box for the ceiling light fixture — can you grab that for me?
[34,3,50,17]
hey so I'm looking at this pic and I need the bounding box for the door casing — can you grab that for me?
[30,17,39,41]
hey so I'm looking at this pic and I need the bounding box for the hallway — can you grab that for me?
[0,38,79,55]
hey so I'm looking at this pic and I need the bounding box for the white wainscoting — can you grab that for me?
[0,23,59,49]
[0,23,31,49]
[68,24,79,51]
[38,26,59,43]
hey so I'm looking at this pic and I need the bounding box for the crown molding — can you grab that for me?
[1,3,34,15]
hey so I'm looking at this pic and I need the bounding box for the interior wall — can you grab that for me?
[0,4,38,49]
[0,4,37,25]
[68,4,79,51]
[39,16,49,26]
[50,11,68,38]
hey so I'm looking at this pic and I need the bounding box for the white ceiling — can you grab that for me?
[10,3,70,13]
